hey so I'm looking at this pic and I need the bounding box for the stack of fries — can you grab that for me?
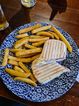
[2,23,72,86]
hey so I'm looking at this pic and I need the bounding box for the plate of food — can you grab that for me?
[0,22,79,102]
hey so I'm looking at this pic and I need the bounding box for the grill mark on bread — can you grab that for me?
[36,65,65,78]
[33,63,59,75]
[33,62,65,78]
[58,42,62,58]
[39,69,68,83]
[33,61,57,72]
[49,40,53,60]
[55,41,58,59]
[37,67,65,81]
[47,41,50,60]
[43,43,48,60]
[39,40,67,60]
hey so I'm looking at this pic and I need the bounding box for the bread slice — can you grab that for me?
[40,39,67,61]
[32,59,70,84]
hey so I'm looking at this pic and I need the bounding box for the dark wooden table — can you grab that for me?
[0,0,79,106]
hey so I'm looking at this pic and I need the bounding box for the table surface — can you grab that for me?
[0,0,79,106]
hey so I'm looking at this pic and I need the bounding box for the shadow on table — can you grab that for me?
[9,6,31,30]
[0,97,26,106]
[0,0,21,21]
[48,0,67,20]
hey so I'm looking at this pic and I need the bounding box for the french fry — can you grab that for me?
[36,31,54,38]
[31,54,40,61]
[16,48,42,57]
[16,33,28,39]
[51,27,72,52]
[2,48,9,66]
[24,43,37,49]
[14,77,37,86]
[32,25,51,34]
[18,62,37,82]
[32,41,45,47]
[18,62,31,73]
[8,55,32,63]
[5,68,30,78]
[14,66,24,72]
[8,54,40,62]
[30,74,37,82]
[19,54,40,60]
[28,37,49,42]
[8,55,18,60]
[29,35,45,38]
[19,24,41,34]
[10,49,25,53]
[14,37,29,48]
[8,60,18,66]
[17,53,39,58]
[18,46,23,49]
[49,31,59,40]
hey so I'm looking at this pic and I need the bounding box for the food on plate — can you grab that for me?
[8,54,40,63]
[40,39,67,61]
[19,24,41,34]
[28,37,49,42]
[2,23,73,86]
[32,41,45,47]
[8,55,32,63]
[16,33,29,39]
[24,43,37,49]
[32,25,51,34]
[8,55,19,60]
[30,74,37,82]
[18,62,36,82]
[16,48,42,57]
[29,35,45,38]
[51,26,72,52]
[14,37,29,48]
[32,60,70,84]
[36,31,54,38]
[31,54,40,61]
[2,48,9,66]
[14,77,37,86]
[19,62,31,73]
[14,66,24,72]
[10,49,24,52]
[5,68,31,78]
[49,31,59,40]
[8,60,18,66]
[19,53,40,58]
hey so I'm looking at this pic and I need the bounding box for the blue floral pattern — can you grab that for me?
[0,22,79,102]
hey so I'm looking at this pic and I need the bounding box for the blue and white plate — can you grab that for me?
[0,22,79,102]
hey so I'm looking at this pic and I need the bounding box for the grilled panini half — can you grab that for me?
[32,59,70,84]
[40,39,67,61]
